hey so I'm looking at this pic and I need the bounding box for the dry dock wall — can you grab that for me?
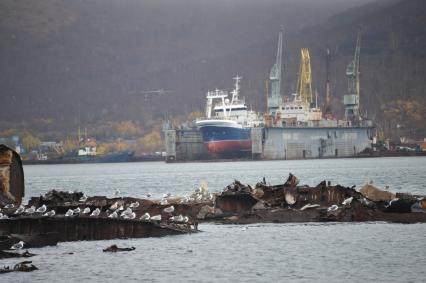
[165,129,208,162]
[165,126,374,161]
[262,127,374,159]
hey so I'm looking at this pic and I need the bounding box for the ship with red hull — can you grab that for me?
[195,76,262,156]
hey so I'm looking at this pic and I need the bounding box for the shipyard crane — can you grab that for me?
[296,48,313,104]
[267,30,283,115]
[324,48,333,119]
[136,89,173,101]
[344,30,362,122]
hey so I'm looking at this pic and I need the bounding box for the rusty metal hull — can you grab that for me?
[0,144,24,206]
[0,217,193,242]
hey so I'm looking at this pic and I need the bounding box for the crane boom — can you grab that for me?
[344,30,362,122]
[267,30,283,115]
[296,48,313,104]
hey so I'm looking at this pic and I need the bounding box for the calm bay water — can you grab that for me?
[2,157,426,282]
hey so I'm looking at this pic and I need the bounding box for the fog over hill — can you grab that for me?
[1,0,424,138]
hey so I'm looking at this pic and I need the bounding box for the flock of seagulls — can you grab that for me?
[0,188,191,225]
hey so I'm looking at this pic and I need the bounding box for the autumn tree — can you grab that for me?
[140,131,162,152]
[116,121,142,139]
[382,99,426,140]
[22,134,41,151]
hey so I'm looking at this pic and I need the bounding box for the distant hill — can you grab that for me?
[0,0,425,138]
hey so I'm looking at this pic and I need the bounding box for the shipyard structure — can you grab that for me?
[164,30,374,162]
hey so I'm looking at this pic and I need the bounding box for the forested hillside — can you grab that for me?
[0,0,424,140]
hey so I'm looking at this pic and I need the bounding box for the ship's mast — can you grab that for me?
[267,30,283,115]
[231,75,242,105]
[344,30,362,123]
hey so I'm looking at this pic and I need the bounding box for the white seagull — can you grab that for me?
[342,197,353,206]
[129,202,139,208]
[82,207,91,214]
[79,194,88,202]
[25,206,36,214]
[73,207,81,214]
[43,210,55,217]
[14,205,25,214]
[90,208,100,217]
[36,205,47,213]
[327,205,339,212]
[150,214,161,221]
[108,211,118,218]
[160,199,168,205]
[123,212,136,219]
[120,208,132,217]
[163,206,174,214]
[65,209,74,217]
[140,213,150,220]
[170,215,184,222]
[109,202,118,210]
[10,241,25,250]
[0,214,9,219]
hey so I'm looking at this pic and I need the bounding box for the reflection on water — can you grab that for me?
[5,157,425,282]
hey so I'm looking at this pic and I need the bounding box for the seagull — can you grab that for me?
[114,189,121,197]
[140,213,150,220]
[25,206,36,214]
[300,204,320,211]
[170,215,184,222]
[109,202,118,210]
[150,214,161,221]
[82,207,91,214]
[163,206,174,214]
[65,209,74,217]
[146,193,152,198]
[108,211,118,218]
[160,199,168,205]
[342,197,353,206]
[5,204,15,209]
[129,202,139,208]
[79,194,88,202]
[0,214,9,219]
[73,207,81,214]
[327,205,339,212]
[36,205,47,213]
[183,216,189,223]
[124,212,136,219]
[10,241,25,250]
[90,208,100,217]
[43,210,55,217]
[120,208,132,217]
[14,205,25,214]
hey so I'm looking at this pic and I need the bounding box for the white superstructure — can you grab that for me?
[198,75,262,128]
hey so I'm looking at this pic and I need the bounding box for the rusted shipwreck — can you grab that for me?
[1,143,426,250]
[211,174,426,224]
[0,144,197,248]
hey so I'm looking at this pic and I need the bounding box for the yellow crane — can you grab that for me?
[296,48,313,104]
